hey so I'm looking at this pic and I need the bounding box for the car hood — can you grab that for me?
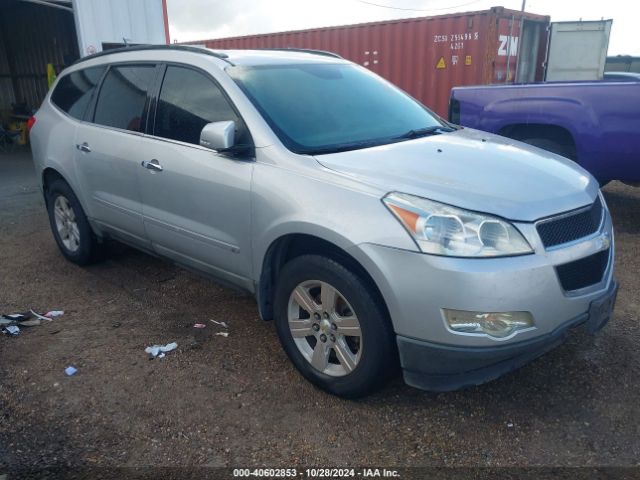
[313,128,598,222]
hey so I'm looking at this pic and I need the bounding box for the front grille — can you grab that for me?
[537,197,603,248]
[556,248,610,291]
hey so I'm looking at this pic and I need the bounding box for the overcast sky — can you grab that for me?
[166,0,638,56]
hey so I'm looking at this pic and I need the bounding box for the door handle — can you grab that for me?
[76,142,91,153]
[141,159,163,172]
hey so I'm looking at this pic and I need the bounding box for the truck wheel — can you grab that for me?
[273,254,396,398]
[46,179,102,265]
[520,137,575,160]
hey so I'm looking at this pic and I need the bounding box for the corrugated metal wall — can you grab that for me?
[0,23,15,109]
[0,0,79,113]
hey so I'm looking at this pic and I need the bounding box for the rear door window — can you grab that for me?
[154,66,247,145]
[51,66,105,120]
[93,65,156,132]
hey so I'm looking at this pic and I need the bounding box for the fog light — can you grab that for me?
[443,309,534,338]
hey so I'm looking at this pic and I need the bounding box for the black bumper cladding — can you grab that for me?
[397,281,618,392]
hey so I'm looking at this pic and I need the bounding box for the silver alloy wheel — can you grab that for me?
[287,280,363,377]
[53,195,80,253]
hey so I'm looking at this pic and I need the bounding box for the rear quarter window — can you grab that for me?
[50,66,105,120]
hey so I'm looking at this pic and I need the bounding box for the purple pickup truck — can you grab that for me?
[449,81,640,185]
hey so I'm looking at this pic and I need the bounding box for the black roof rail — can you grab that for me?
[71,44,233,66]
[257,48,343,59]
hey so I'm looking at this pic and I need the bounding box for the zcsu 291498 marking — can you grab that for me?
[433,32,479,43]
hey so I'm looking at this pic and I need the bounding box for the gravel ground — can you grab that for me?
[0,149,639,476]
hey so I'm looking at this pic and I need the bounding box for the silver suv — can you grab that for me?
[30,45,617,397]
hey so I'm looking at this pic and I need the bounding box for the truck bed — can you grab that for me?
[450,81,640,183]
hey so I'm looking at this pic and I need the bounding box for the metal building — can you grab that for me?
[0,0,169,116]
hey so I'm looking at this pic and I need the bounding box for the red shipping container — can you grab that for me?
[189,7,550,117]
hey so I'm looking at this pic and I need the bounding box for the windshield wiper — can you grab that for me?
[302,125,456,155]
[395,125,454,139]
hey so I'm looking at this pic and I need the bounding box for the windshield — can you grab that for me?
[228,63,447,154]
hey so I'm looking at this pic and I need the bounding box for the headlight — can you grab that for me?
[383,193,532,257]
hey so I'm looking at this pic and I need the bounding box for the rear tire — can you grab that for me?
[274,254,396,398]
[46,179,102,265]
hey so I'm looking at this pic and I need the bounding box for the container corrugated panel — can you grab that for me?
[0,0,79,112]
[190,7,549,116]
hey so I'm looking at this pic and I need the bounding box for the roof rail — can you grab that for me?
[71,44,233,66]
[257,48,343,59]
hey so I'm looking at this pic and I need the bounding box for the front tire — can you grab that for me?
[46,179,102,265]
[274,255,396,398]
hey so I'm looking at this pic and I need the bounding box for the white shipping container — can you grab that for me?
[544,20,613,81]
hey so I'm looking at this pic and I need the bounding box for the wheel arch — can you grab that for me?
[41,167,68,207]
[257,233,390,324]
[498,123,578,160]
[41,167,96,230]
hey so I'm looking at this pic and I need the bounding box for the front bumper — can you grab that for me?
[347,206,615,390]
[397,280,617,391]
[349,206,615,346]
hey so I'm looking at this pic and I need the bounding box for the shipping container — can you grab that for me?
[190,7,550,117]
[544,20,612,81]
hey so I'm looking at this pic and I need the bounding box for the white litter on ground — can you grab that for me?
[145,342,178,358]
[4,325,20,336]
[29,310,54,321]
[209,319,228,328]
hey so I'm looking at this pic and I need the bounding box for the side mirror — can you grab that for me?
[200,121,235,151]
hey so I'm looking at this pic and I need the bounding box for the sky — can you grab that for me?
[166,0,639,56]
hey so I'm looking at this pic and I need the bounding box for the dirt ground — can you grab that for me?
[1,149,639,476]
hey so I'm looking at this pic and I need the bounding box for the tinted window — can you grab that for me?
[229,64,444,154]
[51,67,105,120]
[154,66,245,145]
[94,65,156,132]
